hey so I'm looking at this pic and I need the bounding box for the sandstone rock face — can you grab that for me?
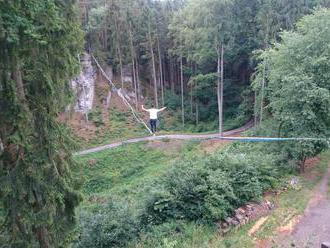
[71,53,96,114]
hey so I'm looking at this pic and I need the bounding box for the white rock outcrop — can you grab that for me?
[71,53,96,113]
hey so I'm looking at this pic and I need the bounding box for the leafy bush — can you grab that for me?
[74,143,282,247]
[227,163,262,204]
[144,148,280,224]
[74,200,140,248]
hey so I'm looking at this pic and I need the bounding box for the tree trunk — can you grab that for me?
[12,58,26,103]
[220,44,224,135]
[157,36,164,106]
[259,61,266,126]
[190,63,196,115]
[129,24,138,109]
[190,85,193,115]
[174,62,177,92]
[217,44,224,136]
[300,155,307,173]
[132,58,138,109]
[103,0,107,50]
[36,226,50,248]
[33,189,51,248]
[196,102,199,126]
[180,55,184,127]
[114,15,124,89]
[169,56,175,93]
[117,46,124,89]
[163,55,167,89]
[103,29,107,50]
[136,58,141,100]
[254,90,258,126]
[82,85,89,122]
[148,26,158,108]
[177,62,180,92]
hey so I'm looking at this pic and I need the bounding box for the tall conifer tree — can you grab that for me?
[0,1,83,247]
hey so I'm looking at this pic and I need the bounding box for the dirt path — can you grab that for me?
[75,121,253,156]
[276,163,330,247]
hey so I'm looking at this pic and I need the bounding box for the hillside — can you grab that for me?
[73,140,330,248]
[1,1,329,248]
[62,55,249,149]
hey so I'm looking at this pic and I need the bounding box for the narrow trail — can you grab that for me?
[75,121,253,156]
[276,163,330,247]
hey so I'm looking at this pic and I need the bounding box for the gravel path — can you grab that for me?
[277,163,330,247]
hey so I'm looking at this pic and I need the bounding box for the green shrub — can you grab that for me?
[74,200,140,248]
[228,163,262,204]
[75,143,282,247]
[143,188,178,225]
[164,164,237,221]
[144,147,280,224]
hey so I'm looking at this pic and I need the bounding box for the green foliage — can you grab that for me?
[73,139,298,247]
[74,200,140,248]
[144,146,280,224]
[76,144,167,197]
[84,0,329,134]
[72,143,177,247]
[136,150,330,248]
[0,1,83,246]
[170,0,234,64]
[253,8,330,169]
[189,74,217,121]
[164,89,182,110]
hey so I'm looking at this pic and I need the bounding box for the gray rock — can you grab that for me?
[224,217,233,225]
[322,242,330,248]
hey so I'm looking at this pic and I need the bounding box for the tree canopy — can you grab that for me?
[0,1,83,246]
[253,8,330,169]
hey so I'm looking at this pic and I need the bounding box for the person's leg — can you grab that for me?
[153,119,157,133]
[150,119,157,133]
[149,119,154,133]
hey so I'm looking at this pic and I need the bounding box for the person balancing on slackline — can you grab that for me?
[141,105,166,135]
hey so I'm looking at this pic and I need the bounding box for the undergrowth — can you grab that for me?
[72,141,295,247]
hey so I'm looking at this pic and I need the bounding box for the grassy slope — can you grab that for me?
[78,107,147,149]
[135,150,330,248]
[75,142,330,248]
[74,140,199,208]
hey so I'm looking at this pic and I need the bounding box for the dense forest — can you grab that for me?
[1,0,330,247]
[82,0,329,132]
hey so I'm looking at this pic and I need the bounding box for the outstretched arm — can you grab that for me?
[158,107,167,112]
[141,105,148,112]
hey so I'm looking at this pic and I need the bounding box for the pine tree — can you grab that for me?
[0,1,83,247]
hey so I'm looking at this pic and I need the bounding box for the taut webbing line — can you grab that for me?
[75,135,330,156]
[212,136,330,142]
[91,55,153,134]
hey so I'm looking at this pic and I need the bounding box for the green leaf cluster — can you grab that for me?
[143,147,279,224]
[253,8,330,168]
